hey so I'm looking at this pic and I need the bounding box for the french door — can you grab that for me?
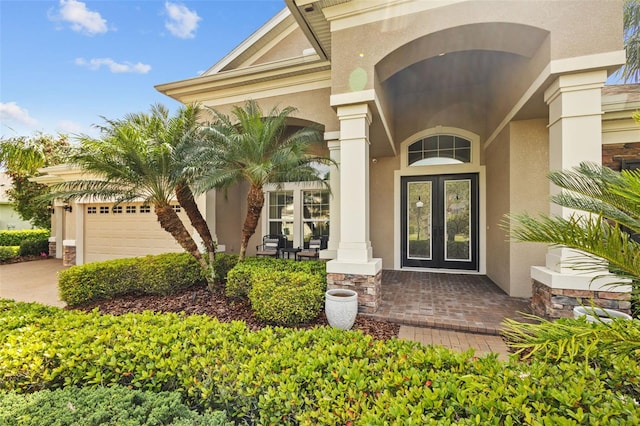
[401,174,478,270]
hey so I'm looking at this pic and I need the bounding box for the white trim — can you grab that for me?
[237,22,300,70]
[330,89,375,107]
[531,266,632,293]
[62,239,76,247]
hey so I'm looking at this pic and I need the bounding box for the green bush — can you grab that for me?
[226,257,326,299]
[0,246,20,262]
[0,229,49,246]
[1,300,638,425]
[213,253,239,284]
[58,252,206,306]
[248,270,325,326]
[19,238,49,256]
[0,386,231,426]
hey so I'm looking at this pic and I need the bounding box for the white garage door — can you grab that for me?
[84,203,189,263]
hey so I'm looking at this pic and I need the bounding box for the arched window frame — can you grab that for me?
[400,127,481,171]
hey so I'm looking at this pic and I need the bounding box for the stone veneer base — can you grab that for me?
[532,280,632,319]
[48,241,56,258]
[63,245,76,266]
[327,271,382,314]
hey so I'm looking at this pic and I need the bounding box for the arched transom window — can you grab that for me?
[408,134,472,166]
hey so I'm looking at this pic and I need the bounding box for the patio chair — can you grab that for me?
[296,237,326,261]
[256,234,284,257]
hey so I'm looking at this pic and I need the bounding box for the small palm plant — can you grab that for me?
[185,100,332,261]
[503,162,640,359]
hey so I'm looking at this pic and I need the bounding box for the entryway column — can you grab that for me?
[320,132,340,260]
[531,70,631,318]
[327,103,382,313]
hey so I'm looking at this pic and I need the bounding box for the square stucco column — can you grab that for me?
[531,70,631,318]
[327,103,382,313]
[320,133,340,260]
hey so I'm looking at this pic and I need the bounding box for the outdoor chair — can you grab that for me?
[256,234,284,258]
[296,237,326,261]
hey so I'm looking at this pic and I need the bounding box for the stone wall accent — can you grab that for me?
[62,244,76,266]
[327,271,382,314]
[532,280,632,319]
[602,142,640,171]
[48,241,56,258]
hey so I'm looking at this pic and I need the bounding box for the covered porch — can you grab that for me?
[364,270,532,335]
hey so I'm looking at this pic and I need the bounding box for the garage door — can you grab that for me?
[84,202,190,263]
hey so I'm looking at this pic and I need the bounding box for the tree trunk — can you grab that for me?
[239,185,265,261]
[155,203,208,271]
[175,182,215,258]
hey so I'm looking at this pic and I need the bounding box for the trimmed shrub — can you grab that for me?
[248,270,326,326]
[18,238,49,256]
[58,252,206,306]
[213,253,239,284]
[0,246,20,262]
[1,300,638,425]
[0,229,49,246]
[226,257,326,299]
[0,386,232,426]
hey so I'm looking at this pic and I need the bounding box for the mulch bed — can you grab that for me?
[71,283,400,341]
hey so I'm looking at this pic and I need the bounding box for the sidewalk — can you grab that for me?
[0,258,68,307]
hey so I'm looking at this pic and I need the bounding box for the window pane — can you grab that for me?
[439,135,454,149]
[444,179,471,261]
[407,181,431,259]
[424,136,438,150]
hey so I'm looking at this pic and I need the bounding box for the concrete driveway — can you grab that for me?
[0,258,68,307]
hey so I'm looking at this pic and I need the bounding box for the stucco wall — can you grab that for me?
[508,119,549,297]
[0,204,34,230]
[370,155,400,269]
[485,126,511,293]
[252,27,312,65]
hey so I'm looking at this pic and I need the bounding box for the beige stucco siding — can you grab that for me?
[370,155,400,268]
[252,27,313,65]
[485,126,511,293]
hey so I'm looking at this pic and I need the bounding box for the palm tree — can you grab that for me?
[503,162,640,359]
[187,100,330,261]
[50,105,213,275]
[623,0,640,82]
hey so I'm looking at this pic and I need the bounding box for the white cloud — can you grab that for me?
[75,58,151,74]
[164,2,201,39]
[52,0,108,35]
[0,102,38,127]
[56,120,84,134]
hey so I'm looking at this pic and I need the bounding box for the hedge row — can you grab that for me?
[59,252,206,306]
[0,229,49,246]
[1,300,638,424]
[0,386,231,426]
[0,246,19,262]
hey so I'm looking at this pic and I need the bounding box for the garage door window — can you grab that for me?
[88,207,97,214]
[100,206,109,214]
[126,206,136,214]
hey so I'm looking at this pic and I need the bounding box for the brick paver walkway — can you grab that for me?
[366,270,532,335]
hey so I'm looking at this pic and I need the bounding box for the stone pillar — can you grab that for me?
[48,237,56,258]
[326,103,382,313]
[320,133,340,260]
[531,70,631,317]
[62,240,76,266]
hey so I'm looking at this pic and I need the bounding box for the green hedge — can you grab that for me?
[0,246,20,262]
[226,257,326,299]
[1,300,638,424]
[0,386,231,426]
[19,238,49,257]
[212,253,239,285]
[249,270,325,326]
[0,229,49,246]
[59,253,206,306]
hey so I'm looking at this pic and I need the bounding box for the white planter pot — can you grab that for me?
[325,289,358,330]
[573,306,632,323]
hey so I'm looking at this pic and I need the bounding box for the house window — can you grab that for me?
[302,190,329,243]
[99,206,109,214]
[268,191,294,248]
[408,135,471,166]
[172,204,181,213]
[87,207,97,214]
[140,205,151,213]
[112,206,123,214]
[126,205,136,214]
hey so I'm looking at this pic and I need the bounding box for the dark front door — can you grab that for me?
[401,174,479,270]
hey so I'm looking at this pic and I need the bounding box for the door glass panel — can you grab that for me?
[444,179,471,261]
[407,181,432,259]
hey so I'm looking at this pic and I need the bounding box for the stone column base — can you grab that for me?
[327,271,382,313]
[532,280,632,319]
[62,241,76,266]
[48,241,56,258]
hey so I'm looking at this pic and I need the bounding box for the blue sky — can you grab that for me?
[0,0,284,139]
